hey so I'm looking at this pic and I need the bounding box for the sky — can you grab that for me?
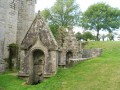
[35,0,120,40]
[35,0,120,12]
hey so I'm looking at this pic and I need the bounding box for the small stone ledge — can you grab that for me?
[69,58,89,66]
[18,72,29,77]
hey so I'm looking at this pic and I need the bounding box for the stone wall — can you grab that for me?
[82,48,102,58]
[0,0,8,72]
[0,0,36,72]
[4,0,19,59]
[0,0,19,72]
[68,48,102,67]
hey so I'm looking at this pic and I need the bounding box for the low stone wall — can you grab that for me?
[82,48,102,58]
[69,48,102,66]
[69,58,89,66]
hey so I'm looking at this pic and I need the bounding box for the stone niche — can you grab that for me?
[18,12,58,85]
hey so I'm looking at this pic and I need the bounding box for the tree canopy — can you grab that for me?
[41,0,81,38]
[81,2,120,40]
[107,33,115,41]
[75,32,82,41]
[75,31,95,41]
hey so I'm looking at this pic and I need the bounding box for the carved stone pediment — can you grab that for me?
[21,12,58,50]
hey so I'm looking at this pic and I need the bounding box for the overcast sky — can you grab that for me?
[35,0,120,12]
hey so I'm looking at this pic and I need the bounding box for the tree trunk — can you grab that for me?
[96,29,100,41]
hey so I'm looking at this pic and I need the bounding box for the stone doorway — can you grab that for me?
[66,51,73,65]
[32,49,45,84]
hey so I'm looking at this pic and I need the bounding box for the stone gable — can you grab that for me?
[21,12,58,50]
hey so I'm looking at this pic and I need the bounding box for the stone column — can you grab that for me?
[50,51,58,74]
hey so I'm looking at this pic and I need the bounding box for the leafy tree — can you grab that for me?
[41,0,81,37]
[56,26,67,48]
[81,2,120,41]
[49,24,59,38]
[82,31,95,41]
[100,34,106,41]
[75,32,83,41]
[50,0,81,27]
[107,33,114,41]
[40,9,50,21]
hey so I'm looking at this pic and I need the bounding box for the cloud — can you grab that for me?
[35,0,120,12]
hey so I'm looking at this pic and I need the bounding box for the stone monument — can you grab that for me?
[18,12,58,84]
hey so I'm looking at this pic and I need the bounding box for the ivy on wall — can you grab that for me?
[8,43,18,70]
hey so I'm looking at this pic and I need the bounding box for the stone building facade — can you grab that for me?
[0,0,36,72]
[18,13,58,84]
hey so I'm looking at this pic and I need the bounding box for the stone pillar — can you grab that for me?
[17,0,36,70]
[19,50,25,73]
[58,51,66,66]
[50,51,58,74]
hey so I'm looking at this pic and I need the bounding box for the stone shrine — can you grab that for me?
[57,27,82,66]
[18,12,58,84]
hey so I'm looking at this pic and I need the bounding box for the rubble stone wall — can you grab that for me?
[82,48,102,58]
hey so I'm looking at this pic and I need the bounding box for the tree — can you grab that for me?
[50,0,81,27]
[56,26,67,48]
[100,34,106,41]
[81,2,120,41]
[82,31,95,41]
[107,33,114,41]
[40,9,51,21]
[75,32,83,41]
[41,0,81,37]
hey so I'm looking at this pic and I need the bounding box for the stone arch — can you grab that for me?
[66,51,73,65]
[32,49,45,84]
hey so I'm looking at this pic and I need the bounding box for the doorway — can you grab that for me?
[32,49,45,84]
[66,51,73,65]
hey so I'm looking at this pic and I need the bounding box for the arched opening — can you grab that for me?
[32,49,45,85]
[66,51,73,65]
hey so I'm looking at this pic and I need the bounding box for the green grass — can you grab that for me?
[1,41,120,90]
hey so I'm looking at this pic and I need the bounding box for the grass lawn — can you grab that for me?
[1,41,120,90]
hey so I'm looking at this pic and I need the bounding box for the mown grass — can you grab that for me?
[1,41,120,90]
